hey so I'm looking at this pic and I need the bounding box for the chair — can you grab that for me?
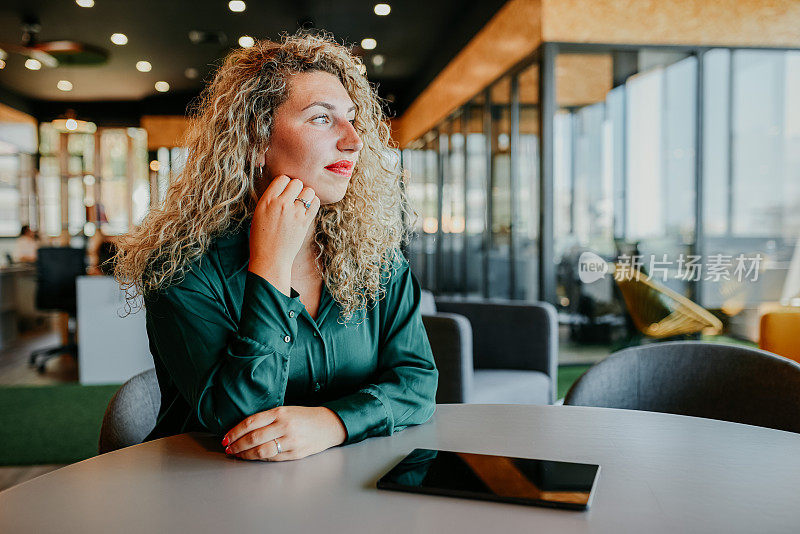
[421,313,474,403]
[613,263,722,339]
[564,341,800,434]
[98,368,161,454]
[29,247,86,372]
[759,308,800,364]
[421,291,558,405]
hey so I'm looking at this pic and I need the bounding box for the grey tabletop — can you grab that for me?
[2,404,800,533]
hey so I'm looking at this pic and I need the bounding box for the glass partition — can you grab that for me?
[402,143,425,282]
[517,62,540,301]
[440,113,466,293]
[402,133,439,290]
[702,49,800,314]
[489,75,512,298]
[32,123,149,240]
[465,97,488,296]
[551,53,620,341]
[625,54,697,297]
[402,43,799,351]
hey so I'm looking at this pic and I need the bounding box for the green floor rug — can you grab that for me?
[0,384,120,466]
[0,364,593,466]
[557,364,592,400]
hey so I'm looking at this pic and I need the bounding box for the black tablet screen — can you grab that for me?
[377,448,600,510]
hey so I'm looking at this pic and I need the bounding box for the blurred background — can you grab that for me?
[0,0,798,490]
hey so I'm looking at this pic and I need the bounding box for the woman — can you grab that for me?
[13,225,39,263]
[115,32,438,462]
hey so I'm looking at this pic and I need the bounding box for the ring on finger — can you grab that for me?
[294,197,312,210]
[274,438,282,454]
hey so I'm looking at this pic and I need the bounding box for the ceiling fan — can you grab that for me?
[0,15,108,69]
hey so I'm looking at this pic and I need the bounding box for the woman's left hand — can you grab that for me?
[222,406,347,461]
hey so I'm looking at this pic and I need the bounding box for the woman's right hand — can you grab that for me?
[248,175,320,295]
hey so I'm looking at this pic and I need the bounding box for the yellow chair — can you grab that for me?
[612,264,723,339]
[759,308,800,364]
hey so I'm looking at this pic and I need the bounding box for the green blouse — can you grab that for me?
[143,223,438,445]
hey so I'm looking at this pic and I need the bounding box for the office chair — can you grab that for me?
[29,247,86,373]
[99,368,160,454]
[564,341,800,434]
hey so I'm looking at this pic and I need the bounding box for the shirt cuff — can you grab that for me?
[323,391,393,445]
[235,271,306,356]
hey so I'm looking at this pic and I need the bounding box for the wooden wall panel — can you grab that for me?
[494,55,611,106]
[555,54,613,107]
[140,115,189,149]
[395,0,799,148]
[393,0,543,147]
[542,0,800,47]
[0,102,36,125]
[0,102,37,153]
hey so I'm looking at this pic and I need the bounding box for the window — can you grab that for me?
[489,76,512,298]
[517,62,540,301]
[465,97,488,296]
[702,49,800,308]
[440,113,466,293]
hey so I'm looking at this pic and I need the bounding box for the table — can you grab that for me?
[2,404,799,533]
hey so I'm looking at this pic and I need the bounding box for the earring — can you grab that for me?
[257,166,263,178]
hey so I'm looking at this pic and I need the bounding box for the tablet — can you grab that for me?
[376,448,600,511]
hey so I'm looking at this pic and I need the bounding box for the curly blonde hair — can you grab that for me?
[115,31,412,321]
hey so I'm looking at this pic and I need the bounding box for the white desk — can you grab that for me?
[1,404,799,533]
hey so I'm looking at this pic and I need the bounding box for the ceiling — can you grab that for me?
[0,0,507,124]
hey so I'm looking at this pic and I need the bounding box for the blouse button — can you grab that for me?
[313,331,319,337]
[288,310,295,318]
[283,335,291,343]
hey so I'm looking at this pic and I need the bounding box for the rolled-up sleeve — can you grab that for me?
[323,261,438,445]
[146,270,305,435]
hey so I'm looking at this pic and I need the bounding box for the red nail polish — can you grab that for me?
[225,446,232,455]
[221,436,229,446]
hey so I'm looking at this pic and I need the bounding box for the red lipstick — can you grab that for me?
[324,160,354,176]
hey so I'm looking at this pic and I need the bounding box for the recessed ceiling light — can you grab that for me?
[238,35,254,48]
[57,80,73,91]
[65,119,78,131]
[184,67,199,79]
[361,38,377,50]
[149,160,160,172]
[110,33,128,45]
[155,81,170,92]
[0,59,5,70]
[76,0,94,6]
[371,54,385,67]
[374,3,391,16]
[25,58,42,70]
[136,61,152,72]
[228,0,246,12]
